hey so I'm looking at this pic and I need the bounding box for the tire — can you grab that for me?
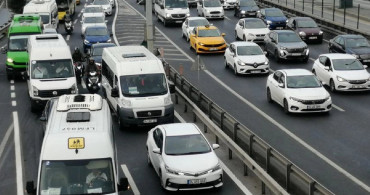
[195,45,199,54]
[159,170,165,189]
[283,99,290,114]
[224,58,228,69]
[163,19,167,27]
[312,69,316,76]
[329,48,333,53]
[182,31,185,39]
[243,35,246,41]
[274,50,281,63]
[302,56,309,63]
[102,88,107,98]
[6,72,13,81]
[330,79,336,92]
[234,64,239,76]
[117,111,124,130]
[235,30,239,40]
[267,88,272,103]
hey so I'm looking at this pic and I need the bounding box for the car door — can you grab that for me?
[322,57,334,85]
[268,71,281,101]
[275,73,286,105]
[182,19,188,37]
[150,128,164,174]
[225,44,234,66]
[236,20,244,39]
[197,0,203,15]
[230,44,237,67]
[333,37,345,53]
[315,56,328,84]
[190,28,198,48]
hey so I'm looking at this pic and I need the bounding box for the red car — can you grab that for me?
[286,17,323,43]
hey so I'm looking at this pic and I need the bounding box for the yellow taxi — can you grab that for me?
[190,25,227,54]
[76,0,80,5]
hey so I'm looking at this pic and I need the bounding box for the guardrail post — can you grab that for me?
[188,85,193,99]
[220,112,225,130]
[321,0,324,18]
[249,134,254,158]
[312,0,314,14]
[180,77,184,91]
[357,4,360,29]
[208,102,212,119]
[204,124,207,133]
[286,163,292,191]
[197,91,201,107]
[333,0,335,21]
[244,164,248,176]
[173,72,177,87]
[184,103,188,113]
[343,1,346,25]
[193,111,197,122]
[262,182,266,194]
[266,147,271,173]
[303,0,305,11]
[215,135,219,144]
[309,181,316,195]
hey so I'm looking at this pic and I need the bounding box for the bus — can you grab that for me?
[2,14,43,80]
[56,0,76,21]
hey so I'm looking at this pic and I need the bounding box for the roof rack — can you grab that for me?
[57,94,103,111]
[122,53,146,58]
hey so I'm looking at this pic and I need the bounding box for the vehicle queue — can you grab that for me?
[2,0,370,194]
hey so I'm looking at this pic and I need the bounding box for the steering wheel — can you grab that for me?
[90,176,107,188]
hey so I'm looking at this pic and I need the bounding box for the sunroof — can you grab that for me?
[66,112,90,122]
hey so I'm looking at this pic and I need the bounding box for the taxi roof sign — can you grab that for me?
[68,137,85,149]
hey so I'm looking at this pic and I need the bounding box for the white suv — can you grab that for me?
[197,0,224,19]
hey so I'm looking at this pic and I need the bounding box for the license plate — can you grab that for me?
[175,20,183,23]
[209,48,218,51]
[187,178,206,184]
[143,119,157,123]
[251,70,261,73]
[363,60,370,62]
[307,105,321,109]
[352,85,365,88]
[291,53,301,56]
[309,36,318,39]
[276,27,284,30]
[248,13,255,15]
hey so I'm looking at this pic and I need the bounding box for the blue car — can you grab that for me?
[258,8,287,30]
[83,25,112,53]
[90,43,116,68]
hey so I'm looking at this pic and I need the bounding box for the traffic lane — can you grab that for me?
[0,144,16,195]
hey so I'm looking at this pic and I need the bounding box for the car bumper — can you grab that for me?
[267,23,286,30]
[118,105,174,126]
[287,99,332,113]
[279,49,309,60]
[244,35,266,43]
[239,11,258,17]
[236,64,269,74]
[334,81,370,91]
[6,64,27,74]
[204,13,224,19]
[163,171,223,191]
[196,44,227,53]
[300,35,323,42]
[164,18,187,24]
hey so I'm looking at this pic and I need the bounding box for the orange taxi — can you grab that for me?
[190,25,227,54]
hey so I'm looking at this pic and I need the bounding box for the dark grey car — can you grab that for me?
[264,30,309,63]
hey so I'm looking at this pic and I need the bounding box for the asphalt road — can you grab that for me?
[0,1,246,195]
[117,0,370,194]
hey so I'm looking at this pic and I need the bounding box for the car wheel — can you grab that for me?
[330,79,336,92]
[274,50,281,63]
[235,30,238,40]
[303,56,309,63]
[102,88,107,99]
[117,111,124,130]
[243,35,246,41]
[182,32,185,39]
[312,69,317,76]
[234,64,239,76]
[6,72,13,81]
[163,19,167,27]
[267,88,272,103]
[195,45,199,54]
[283,99,290,114]
[224,58,229,69]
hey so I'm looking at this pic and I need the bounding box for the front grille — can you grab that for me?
[255,34,265,37]
[349,80,367,84]
[171,14,186,18]
[286,48,305,53]
[301,108,326,111]
[300,99,326,105]
[137,110,162,118]
[38,89,71,98]
[13,61,27,65]
[210,11,221,14]
[204,43,225,47]
[167,176,222,189]
[245,62,265,66]
[273,21,285,25]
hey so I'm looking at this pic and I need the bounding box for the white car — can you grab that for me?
[81,13,107,35]
[197,0,224,19]
[182,17,209,42]
[93,0,112,16]
[222,0,237,9]
[224,42,269,75]
[312,54,370,92]
[82,5,104,20]
[266,69,332,114]
[235,18,270,43]
[146,123,223,191]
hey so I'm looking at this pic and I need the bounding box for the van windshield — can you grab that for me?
[8,36,28,51]
[165,0,188,8]
[120,73,168,97]
[40,13,50,24]
[31,59,74,79]
[39,158,115,195]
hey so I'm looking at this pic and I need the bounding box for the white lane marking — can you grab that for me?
[12,101,16,107]
[10,80,14,84]
[112,0,119,45]
[224,16,231,21]
[66,35,70,41]
[13,112,25,195]
[11,92,16,98]
[323,39,329,43]
[81,79,87,89]
[74,19,78,24]
[0,124,14,161]
[174,111,253,195]
[165,58,191,61]
[10,85,15,91]
[309,57,315,62]
[120,164,140,195]
[332,104,345,112]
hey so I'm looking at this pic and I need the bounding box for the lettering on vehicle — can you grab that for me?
[62,127,96,131]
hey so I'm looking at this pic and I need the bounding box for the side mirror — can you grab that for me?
[80,20,83,23]
[212,144,220,150]
[153,148,161,154]
[221,33,226,37]
[111,87,119,97]
[81,35,85,39]
[324,66,330,71]
[271,39,276,43]
[118,177,129,191]
[26,181,36,194]
[278,83,284,88]
[168,80,175,94]
[363,65,368,69]
[1,47,7,54]
[51,18,56,24]
[23,73,29,80]
[263,51,267,55]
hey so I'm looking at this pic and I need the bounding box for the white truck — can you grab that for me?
[154,0,190,26]
[23,0,59,29]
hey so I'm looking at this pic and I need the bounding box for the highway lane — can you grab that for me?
[122,0,370,194]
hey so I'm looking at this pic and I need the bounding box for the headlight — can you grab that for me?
[186,13,190,17]
[207,164,222,173]
[351,54,359,58]
[241,10,246,14]
[32,86,39,96]
[264,59,269,65]
[305,48,310,55]
[166,13,171,18]
[70,84,77,94]
[286,19,289,23]
[266,20,272,24]
[257,10,260,13]
[336,76,348,82]
[7,58,13,63]
[280,46,287,50]
[121,98,132,108]
[95,62,101,66]
[198,42,205,46]
[299,31,306,36]
[237,60,246,66]
[290,97,304,103]
[107,38,111,42]
[319,31,323,35]
[84,39,90,44]
[164,95,172,105]
[165,165,180,175]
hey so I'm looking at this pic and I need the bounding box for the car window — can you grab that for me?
[153,128,162,148]
[318,56,327,65]
[296,19,318,28]
[188,19,209,27]
[273,71,281,82]
[335,37,343,45]
[239,20,243,26]
[287,75,321,88]
[345,38,370,48]
[278,74,285,85]
[245,20,266,29]
[277,32,302,43]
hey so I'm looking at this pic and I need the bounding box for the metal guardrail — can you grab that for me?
[256,0,370,39]
[168,66,334,195]
[0,10,13,40]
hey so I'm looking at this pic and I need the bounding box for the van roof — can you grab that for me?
[28,34,72,60]
[23,0,56,14]
[103,46,165,76]
[41,94,113,160]
[9,14,42,35]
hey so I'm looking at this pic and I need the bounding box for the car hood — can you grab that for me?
[346,47,370,55]
[335,70,370,80]
[7,51,28,63]
[296,27,321,34]
[287,88,329,99]
[163,152,219,172]
[86,35,110,42]
[243,28,269,35]
[240,6,259,11]
[238,55,266,63]
[197,37,225,44]
[278,41,307,49]
[266,16,287,22]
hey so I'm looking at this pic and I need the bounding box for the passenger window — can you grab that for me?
[279,75,285,85]
[319,56,327,65]
[239,20,243,26]
[325,59,331,67]
[273,71,280,82]
[338,38,345,46]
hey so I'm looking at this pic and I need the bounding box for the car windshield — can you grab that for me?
[345,38,370,48]
[278,32,302,43]
[165,0,188,8]
[120,73,168,97]
[332,59,364,70]
[31,59,74,79]
[287,75,321,88]
[204,0,222,7]
[265,9,284,17]
[40,14,50,24]
[84,16,104,23]
[198,29,220,37]
[39,159,115,195]
[93,0,109,5]
[297,20,318,28]
[165,134,211,155]
[8,36,28,51]
[85,7,103,13]
[189,19,209,27]
[240,0,257,6]
[86,28,108,36]
[245,20,266,29]
[237,46,263,55]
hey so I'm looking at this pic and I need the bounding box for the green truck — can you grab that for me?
[1,14,43,80]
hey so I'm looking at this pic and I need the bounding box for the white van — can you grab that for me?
[23,0,59,29]
[101,46,175,129]
[154,0,190,26]
[27,34,78,112]
[25,94,128,195]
